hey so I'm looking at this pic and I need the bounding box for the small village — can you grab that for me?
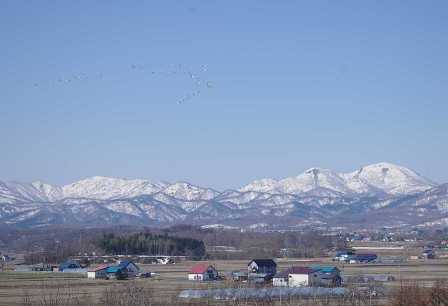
[2,229,448,305]
[1,245,437,286]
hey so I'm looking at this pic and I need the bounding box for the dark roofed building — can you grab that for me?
[248,259,277,276]
[58,260,81,271]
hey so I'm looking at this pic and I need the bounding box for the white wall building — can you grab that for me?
[87,264,109,279]
[188,263,218,281]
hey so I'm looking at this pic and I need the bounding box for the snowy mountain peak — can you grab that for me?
[344,162,435,195]
[239,178,278,193]
[30,181,62,202]
[0,164,445,228]
[162,182,218,201]
[61,176,167,200]
[279,167,349,194]
[241,162,436,196]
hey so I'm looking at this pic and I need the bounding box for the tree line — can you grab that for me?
[96,232,206,259]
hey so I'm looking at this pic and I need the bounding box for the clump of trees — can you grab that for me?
[390,281,448,306]
[11,224,342,263]
[96,232,206,259]
[162,225,335,259]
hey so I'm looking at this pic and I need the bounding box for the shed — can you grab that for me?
[231,271,248,282]
[272,269,289,287]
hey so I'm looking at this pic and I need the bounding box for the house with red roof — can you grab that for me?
[188,263,218,281]
[87,264,109,279]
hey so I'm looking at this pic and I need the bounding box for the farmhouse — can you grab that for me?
[87,264,109,279]
[106,260,140,279]
[248,259,277,276]
[288,267,316,287]
[188,263,218,281]
[273,267,316,287]
[311,266,342,287]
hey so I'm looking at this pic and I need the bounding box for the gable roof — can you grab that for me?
[117,260,134,268]
[274,266,315,278]
[289,267,315,274]
[88,264,109,272]
[189,263,214,274]
[249,259,277,267]
[106,266,124,273]
[311,266,340,273]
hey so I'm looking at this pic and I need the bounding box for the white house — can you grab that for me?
[288,267,316,287]
[87,264,109,279]
[273,267,316,287]
[188,263,218,281]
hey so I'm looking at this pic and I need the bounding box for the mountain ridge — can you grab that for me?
[241,162,436,196]
[0,162,445,229]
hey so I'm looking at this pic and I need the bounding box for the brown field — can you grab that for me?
[1,257,448,305]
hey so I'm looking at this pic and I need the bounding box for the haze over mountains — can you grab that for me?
[1,162,446,229]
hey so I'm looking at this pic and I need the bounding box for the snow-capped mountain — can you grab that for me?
[0,176,169,203]
[61,176,167,200]
[0,163,445,229]
[240,162,435,196]
[161,182,218,201]
[342,162,435,195]
[0,180,61,203]
[239,179,278,193]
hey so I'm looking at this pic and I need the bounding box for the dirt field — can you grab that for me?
[1,258,448,305]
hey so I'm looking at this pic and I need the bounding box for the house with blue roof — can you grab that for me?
[106,260,140,279]
[58,260,84,272]
[310,266,342,287]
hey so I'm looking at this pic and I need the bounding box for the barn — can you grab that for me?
[106,260,140,279]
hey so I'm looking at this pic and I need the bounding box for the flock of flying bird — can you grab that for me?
[33,63,213,104]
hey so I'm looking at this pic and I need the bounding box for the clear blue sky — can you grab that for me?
[1,1,447,189]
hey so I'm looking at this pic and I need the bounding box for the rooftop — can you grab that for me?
[249,259,277,267]
[190,263,214,274]
[88,264,109,272]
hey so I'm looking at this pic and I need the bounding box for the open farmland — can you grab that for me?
[1,258,448,305]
